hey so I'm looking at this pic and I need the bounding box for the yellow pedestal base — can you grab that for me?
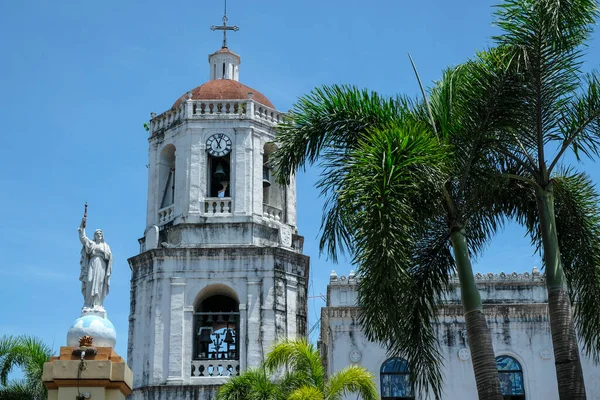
[43,347,132,400]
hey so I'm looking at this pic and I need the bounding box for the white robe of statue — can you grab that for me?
[78,225,112,309]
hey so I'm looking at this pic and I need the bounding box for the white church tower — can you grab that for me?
[127,11,309,399]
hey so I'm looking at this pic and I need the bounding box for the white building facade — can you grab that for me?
[127,43,309,399]
[320,270,600,400]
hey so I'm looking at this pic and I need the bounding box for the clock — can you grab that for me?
[206,133,232,157]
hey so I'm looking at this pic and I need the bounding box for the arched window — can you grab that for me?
[380,358,414,400]
[158,144,176,208]
[496,355,525,399]
[263,143,285,218]
[207,154,231,198]
[193,293,239,361]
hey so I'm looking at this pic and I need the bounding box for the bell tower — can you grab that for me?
[127,9,309,399]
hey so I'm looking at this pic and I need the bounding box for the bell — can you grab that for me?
[224,329,235,344]
[263,166,271,188]
[205,314,214,325]
[199,328,212,344]
[214,163,226,181]
[216,314,225,324]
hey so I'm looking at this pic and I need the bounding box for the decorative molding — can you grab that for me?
[458,348,471,361]
[329,268,544,284]
[539,348,552,360]
[170,277,186,285]
[349,349,362,363]
[452,270,544,283]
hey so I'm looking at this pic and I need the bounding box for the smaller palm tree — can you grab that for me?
[217,339,378,400]
[0,335,53,400]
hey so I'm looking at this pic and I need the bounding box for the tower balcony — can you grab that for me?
[191,359,240,378]
[148,99,284,138]
[204,197,233,215]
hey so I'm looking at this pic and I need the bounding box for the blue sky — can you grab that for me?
[0,0,598,359]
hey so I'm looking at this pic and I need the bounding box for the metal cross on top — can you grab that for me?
[210,0,239,49]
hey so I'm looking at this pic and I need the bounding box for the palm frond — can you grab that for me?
[217,368,282,400]
[0,335,52,400]
[288,386,323,400]
[323,365,378,400]
[263,339,324,390]
[552,170,600,361]
[273,85,410,182]
[492,0,599,176]
[271,85,413,260]
[0,379,36,400]
[552,71,600,169]
[0,336,23,387]
[339,125,449,398]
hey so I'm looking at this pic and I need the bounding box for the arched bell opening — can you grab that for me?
[263,143,285,217]
[193,289,240,361]
[158,144,176,208]
[207,154,231,198]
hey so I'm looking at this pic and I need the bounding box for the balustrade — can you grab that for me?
[263,204,283,221]
[191,360,240,378]
[204,198,232,215]
[150,100,283,136]
[192,100,247,116]
[158,205,175,225]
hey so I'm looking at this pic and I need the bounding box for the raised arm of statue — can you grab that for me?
[78,221,92,249]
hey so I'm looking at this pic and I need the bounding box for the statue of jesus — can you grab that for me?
[78,218,113,310]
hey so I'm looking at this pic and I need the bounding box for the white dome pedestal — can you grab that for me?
[67,307,117,348]
[41,307,132,400]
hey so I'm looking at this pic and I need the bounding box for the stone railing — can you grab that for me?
[254,104,283,124]
[191,360,240,378]
[149,99,284,136]
[263,204,283,222]
[191,100,247,116]
[328,267,545,284]
[329,270,360,284]
[158,204,175,225]
[149,105,186,134]
[204,198,232,215]
[450,269,544,283]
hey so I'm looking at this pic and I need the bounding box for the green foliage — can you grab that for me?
[217,339,377,400]
[0,335,53,400]
[271,0,600,396]
[272,50,524,396]
[553,171,600,361]
[500,168,600,362]
[490,0,600,363]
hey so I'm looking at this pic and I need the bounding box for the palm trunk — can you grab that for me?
[536,187,586,399]
[451,228,503,400]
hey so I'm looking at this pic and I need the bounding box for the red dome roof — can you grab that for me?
[172,79,275,109]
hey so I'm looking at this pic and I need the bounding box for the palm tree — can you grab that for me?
[216,339,377,400]
[489,1,600,397]
[0,335,53,400]
[271,53,521,398]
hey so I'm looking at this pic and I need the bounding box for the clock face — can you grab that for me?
[206,133,232,157]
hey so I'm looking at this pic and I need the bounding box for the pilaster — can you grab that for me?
[252,135,264,217]
[167,277,186,382]
[246,280,263,366]
[234,128,252,215]
[239,303,248,371]
[286,279,298,338]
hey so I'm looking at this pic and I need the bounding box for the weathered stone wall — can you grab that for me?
[128,245,309,396]
[321,270,600,399]
[130,73,308,398]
